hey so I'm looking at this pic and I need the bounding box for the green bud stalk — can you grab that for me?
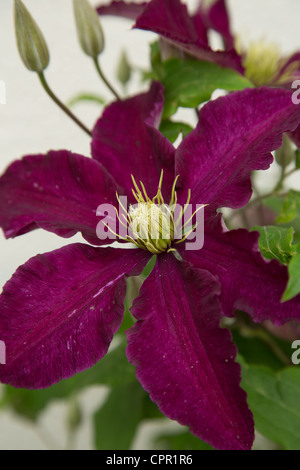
[73,0,104,59]
[14,0,49,73]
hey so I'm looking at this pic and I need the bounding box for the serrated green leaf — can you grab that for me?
[158,58,253,117]
[253,225,295,265]
[276,190,300,224]
[94,381,144,450]
[282,252,300,301]
[159,120,193,143]
[240,362,300,449]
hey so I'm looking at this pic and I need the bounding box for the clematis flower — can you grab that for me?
[96,0,243,72]
[1,82,300,450]
[97,0,300,87]
[97,0,300,150]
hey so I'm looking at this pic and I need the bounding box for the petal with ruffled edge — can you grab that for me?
[96,1,147,20]
[126,254,254,450]
[0,245,149,388]
[134,0,243,72]
[91,81,175,200]
[181,216,300,325]
[175,87,300,216]
[97,0,208,45]
[0,150,120,245]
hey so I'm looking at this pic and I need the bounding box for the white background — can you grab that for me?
[0,0,300,450]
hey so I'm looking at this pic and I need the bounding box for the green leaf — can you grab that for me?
[282,252,300,301]
[253,225,295,265]
[93,381,145,450]
[159,120,193,143]
[158,58,253,117]
[155,430,214,450]
[276,190,300,224]
[231,329,289,371]
[240,361,300,449]
[262,195,284,216]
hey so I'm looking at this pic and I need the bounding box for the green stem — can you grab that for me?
[38,72,92,137]
[285,167,300,179]
[274,165,286,192]
[93,58,121,101]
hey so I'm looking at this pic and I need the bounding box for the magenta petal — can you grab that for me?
[199,0,235,49]
[0,150,119,245]
[96,1,147,20]
[289,124,300,147]
[277,52,300,84]
[91,82,175,199]
[126,255,254,450]
[0,245,149,388]
[176,87,300,215]
[182,218,300,325]
[135,0,204,45]
[134,0,243,72]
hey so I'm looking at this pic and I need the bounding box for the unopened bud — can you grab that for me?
[116,51,131,86]
[275,134,295,168]
[14,0,49,73]
[67,395,82,431]
[295,149,300,169]
[73,0,105,59]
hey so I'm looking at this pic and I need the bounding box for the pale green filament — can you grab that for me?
[242,40,282,86]
[236,37,300,86]
[105,171,206,254]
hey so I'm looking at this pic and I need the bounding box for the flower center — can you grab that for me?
[129,201,174,253]
[240,39,281,86]
[235,37,300,86]
[112,171,204,254]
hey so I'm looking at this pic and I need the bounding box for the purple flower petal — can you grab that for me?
[181,217,300,325]
[136,0,201,44]
[91,82,175,199]
[126,255,254,450]
[134,0,243,72]
[0,244,149,388]
[96,0,147,20]
[175,87,300,215]
[197,0,235,49]
[0,150,119,245]
[289,124,300,147]
[277,52,300,84]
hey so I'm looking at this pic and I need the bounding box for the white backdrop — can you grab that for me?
[0,0,300,450]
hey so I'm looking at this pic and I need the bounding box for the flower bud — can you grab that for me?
[275,134,295,168]
[295,149,300,169]
[73,0,105,59]
[14,0,49,73]
[67,395,82,431]
[116,51,131,86]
